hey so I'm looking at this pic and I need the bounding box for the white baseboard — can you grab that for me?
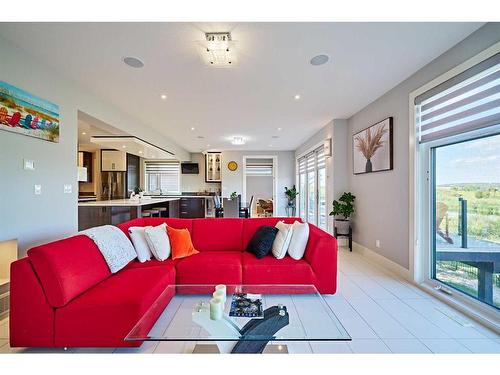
[352,241,411,281]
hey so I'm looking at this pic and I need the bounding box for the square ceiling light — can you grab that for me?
[199,32,237,67]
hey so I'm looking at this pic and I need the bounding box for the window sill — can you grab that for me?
[418,280,500,334]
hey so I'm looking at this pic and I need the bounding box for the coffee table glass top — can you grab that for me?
[125,284,351,342]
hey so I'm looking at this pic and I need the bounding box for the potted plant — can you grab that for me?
[329,192,355,234]
[230,191,238,200]
[134,187,145,199]
[284,185,299,217]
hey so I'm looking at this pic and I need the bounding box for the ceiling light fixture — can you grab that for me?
[123,56,144,68]
[139,150,143,154]
[81,132,86,135]
[294,94,301,100]
[277,127,282,131]
[122,145,127,148]
[160,94,167,100]
[191,127,195,131]
[310,54,330,66]
[200,32,237,67]
[231,136,245,145]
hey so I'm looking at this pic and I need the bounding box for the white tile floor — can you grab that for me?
[0,247,498,354]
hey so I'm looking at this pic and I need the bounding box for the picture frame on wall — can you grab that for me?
[353,117,393,174]
[0,81,60,143]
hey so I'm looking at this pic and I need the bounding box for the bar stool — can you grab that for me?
[148,208,161,217]
[152,207,167,217]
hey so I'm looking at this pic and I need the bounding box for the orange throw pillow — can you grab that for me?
[167,226,199,260]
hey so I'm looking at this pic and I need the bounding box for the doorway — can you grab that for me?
[243,156,277,217]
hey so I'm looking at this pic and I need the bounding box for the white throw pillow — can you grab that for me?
[287,221,310,260]
[272,221,293,259]
[128,226,153,263]
[144,223,171,261]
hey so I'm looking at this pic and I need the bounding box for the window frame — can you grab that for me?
[296,145,327,230]
[144,160,181,195]
[409,41,500,328]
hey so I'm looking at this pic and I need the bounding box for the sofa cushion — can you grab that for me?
[117,218,193,238]
[192,218,244,252]
[242,252,315,285]
[242,217,298,250]
[175,251,242,285]
[28,235,111,308]
[54,265,175,347]
[246,225,279,259]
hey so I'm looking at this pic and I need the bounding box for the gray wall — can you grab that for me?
[181,153,221,193]
[0,35,189,256]
[347,23,500,269]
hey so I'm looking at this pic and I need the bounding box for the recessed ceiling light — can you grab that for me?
[310,54,330,66]
[123,56,144,68]
[81,132,86,135]
[191,127,195,131]
[160,94,167,100]
[277,127,282,131]
[231,136,245,145]
[294,94,301,100]
[138,150,143,154]
[122,145,126,148]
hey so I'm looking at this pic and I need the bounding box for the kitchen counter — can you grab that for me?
[78,197,179,207]
[78,198,180,230]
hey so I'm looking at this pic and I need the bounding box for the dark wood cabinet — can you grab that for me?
[179,197,205,218]
[126,153,140,196]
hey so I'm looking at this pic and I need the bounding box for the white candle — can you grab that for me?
[215,284,226,295]
[209,297,223,320]
[213,290,226,305]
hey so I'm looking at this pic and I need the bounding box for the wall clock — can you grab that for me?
[227,161,238,171]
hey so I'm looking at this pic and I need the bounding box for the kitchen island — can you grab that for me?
[78,197,180,230]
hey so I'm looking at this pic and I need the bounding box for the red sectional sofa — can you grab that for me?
[10,217,337,348]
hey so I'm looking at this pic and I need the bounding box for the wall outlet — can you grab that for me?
[34,184,42,195]
[375,240,381,248]
[24,159,35,170]
[64,184,72,194]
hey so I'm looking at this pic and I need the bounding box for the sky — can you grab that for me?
[436,133,500,185]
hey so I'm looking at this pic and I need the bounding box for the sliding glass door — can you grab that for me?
[431,133,500,309]
[297,146,327,230]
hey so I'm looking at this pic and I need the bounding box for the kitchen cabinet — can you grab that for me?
[126,153,140,196]
[101,150,127,172]
[205,152,222,182]
[179,197,205,218]
[78,151,93,182]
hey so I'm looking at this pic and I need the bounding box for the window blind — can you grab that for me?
[145,161,180,193]
[415,52,500,143]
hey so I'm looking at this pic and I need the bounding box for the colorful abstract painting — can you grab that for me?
[0,81,60,142]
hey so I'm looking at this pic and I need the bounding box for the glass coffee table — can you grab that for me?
[125,284,350,354]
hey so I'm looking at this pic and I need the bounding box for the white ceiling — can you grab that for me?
[0,22,483,152]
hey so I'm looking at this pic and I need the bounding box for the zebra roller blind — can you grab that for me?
[415,52,500,143]
[145,161,180,193]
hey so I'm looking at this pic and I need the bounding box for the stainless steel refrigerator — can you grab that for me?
[101,171,127,200]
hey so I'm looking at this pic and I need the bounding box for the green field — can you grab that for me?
[436,183,500,244]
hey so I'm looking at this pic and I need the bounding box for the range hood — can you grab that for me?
[90,136,175,159]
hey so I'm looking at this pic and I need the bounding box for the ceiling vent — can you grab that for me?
[199,32,237,67]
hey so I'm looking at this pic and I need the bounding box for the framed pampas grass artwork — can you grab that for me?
[353,117,393,174]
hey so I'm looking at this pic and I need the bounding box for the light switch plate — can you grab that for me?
[24,159,35,170]
[34,184,42,195]
[64,184,72,194]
